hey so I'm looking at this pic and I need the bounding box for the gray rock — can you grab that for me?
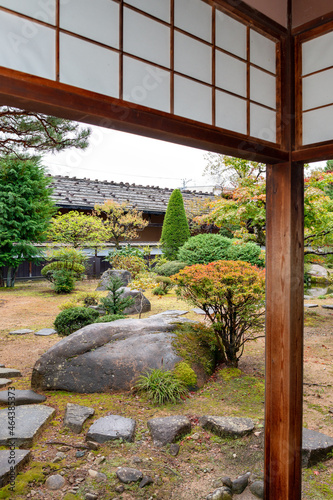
[85,494,98,500]
[116,467,143,483]
[0,404,55,447]
[9,329,34,335]
[0,379,11,388]
[31,312,194,393]
[302,428,333,467]
[0,368,22,378]
[63,403,95,433]
[117,287,151,315]
[52,452,66,463]
[206,487,232,500]
[250,480,264,498]
[200,416,254,437]
[147,416,191,446]
[308,264,329,280]
[86,440,100,451]
[45,474,65,490]
[304,304,318,308]
[322,304,333,310]
[139,475,154,488]
[221,477,232,489]
[169,443,180,456]
[86,415,136,443]
[0,449,30,487]
[97,269,132,291]
[0,390,46,406]
[232,473,250,494]
[35,328,57,336]
[76,450,85,458]
[115,484,125,493]
[191,308,214,315]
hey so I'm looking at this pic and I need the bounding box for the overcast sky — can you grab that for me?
[43,125,212,191]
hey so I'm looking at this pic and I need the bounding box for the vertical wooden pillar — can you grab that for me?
[265,162,304,499]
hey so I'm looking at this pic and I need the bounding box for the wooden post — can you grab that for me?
[265,162,304,499]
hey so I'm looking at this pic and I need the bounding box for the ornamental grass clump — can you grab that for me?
[173,260,265,367]
[135,368,188,405]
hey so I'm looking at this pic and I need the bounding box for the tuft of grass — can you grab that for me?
[135,368,188,405]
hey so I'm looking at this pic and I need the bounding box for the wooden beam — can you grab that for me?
[265,161,304,499]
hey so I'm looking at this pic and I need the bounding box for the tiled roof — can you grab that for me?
[47,175,212,214]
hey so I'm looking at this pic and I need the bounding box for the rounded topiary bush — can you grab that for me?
[177,234,232,265]
[94,314,125,323]
[154,260,188,277]
[227,241,264,267]
[54,307,100,336]
[173,362,197,388]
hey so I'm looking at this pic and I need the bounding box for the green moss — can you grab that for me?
[173,362,197,387]
[220,367,242,381]
[0,462,46,499]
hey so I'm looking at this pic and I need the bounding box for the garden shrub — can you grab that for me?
[128,272,158,291]
[42,248,86,294]
[135,368,188,405]
[173,362,197,388]
[154,260,188,277]
[54,307,100,336]
[152,276,173,295]
[173,260,265,367]
[109,254,146,278]
[160,189,190,260]
[52,269,76,293]
[177,234,232,265]
[94,314,125,323]
[227,241,264,267]
[99,275,134,314]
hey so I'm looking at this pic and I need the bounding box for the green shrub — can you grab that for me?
[135,368,188,405]
[160,189,190,260]
[109,254,146,278]
[42,247,86,294]
[77,292,100,306]
[54,307,100,336]
[178,234,232,265]
[173,362,197,388]
[152,286,167,296]
[99,276,134,314]
[52,269,76,293]
[94,314,125,323]
[154,260,188,277]
[227,241,264,267]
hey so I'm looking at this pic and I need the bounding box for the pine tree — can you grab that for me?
[160,189,190,260]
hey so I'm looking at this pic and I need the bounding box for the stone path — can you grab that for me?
[0,450,31,487]
[0,390,46,406]
[8,329,34,335]
[0,368,22,378]
[63,403,95,434]
[0,379,12,388]
[34,328,57,336]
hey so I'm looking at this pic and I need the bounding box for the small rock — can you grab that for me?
[88,469,106,481]
[95,456,105,466]
[200,415,254,438]
[254,431,262,437]
[232,473,250,494]
[207,486,232,500]
[116,467,143,484]
[58,446,70,452]
[68,490,79,495]
[132,456,142,464]
[63,403,95,434]
[87,452,95,460]
[147,416,191,446]
[86,415,136,443]
[221,477,232,489]
[115,484,125,493]
[45,474,65,490]
[76,450,85,458]
[85,494,99,500]
[191,432,200,440]
[250,480,264,498]
[34,328,57,336]
[52,452,66,463]
[86,440,100,451]
[9,329,33,335]
[212,479,223,489]
[169,443,180,456]
[139,475,154,488]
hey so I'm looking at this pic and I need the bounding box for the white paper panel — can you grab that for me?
[123,8,170,67]
[250,103,276,142]
[123,56,170,112]
[0,10,55,80]
[174,32,211,84]
[216,51,246,97]
[60,0,119,48]
[303,106,333,145]
[175,0,212,42]
[125,0,170,23]
[303,68,333,111]
[250,67,276,109]
[174,75,212,124]
[302,31,333,76]
[0,0,56,25]
[215,10,246,60]
[60,34,119,97]
[216,91,247,135]
[250,30,276,74]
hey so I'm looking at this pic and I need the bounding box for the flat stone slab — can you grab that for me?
[147,416,191,446]
[0,405,55,447]
[304,304,318,308]
[0,368,22,378]
[34,328,57,336]
[116,467,143,484]
[192,307,214,315]
[0,449,31,487]
[0,379,11,388]
[0,390,46,406]
[0,365,5,368]
[200,416,255,437]
[63,403,95,433]
[9,329,34,335]
[322,305,333,310]
[302,428,333,467]
[86,415,136,443]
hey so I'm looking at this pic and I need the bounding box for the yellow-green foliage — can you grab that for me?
[220,367,242,381]
[173,362,197,387]
[0,462,48,499]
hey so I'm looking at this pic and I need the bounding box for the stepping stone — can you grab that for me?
[0,405,55,447]
[250,480,264,498]
[116,467,143,484]
[322,305,333,310]
[86,415,136,443]
[191,307,214,315]
[200,416,255,437]
[0,390,46,406]
[0,379,11,389]
[63,403,95,434]
[0,449,31,487]
[302,428,333,467]
[0,368,22,378]
[304,304,318,308]
[34,328,57,336]
[147,416,191,446]
[0,365,4,368]
[8,329,34,335]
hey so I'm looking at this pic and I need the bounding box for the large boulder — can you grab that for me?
[96,269,132,291]
[307,264,331,284]
[31,311,196,393]
[117,287,151,315]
